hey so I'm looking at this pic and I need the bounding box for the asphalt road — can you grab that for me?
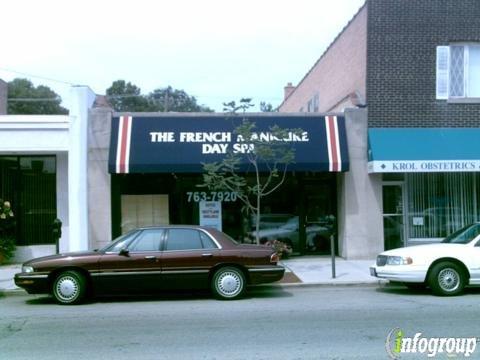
[1,284,480,360]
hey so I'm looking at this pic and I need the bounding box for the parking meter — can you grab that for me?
[52,218,62,254]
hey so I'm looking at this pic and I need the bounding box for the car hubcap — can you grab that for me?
[217,271,242,296]
[438,268,460,292]
[56,276,79,301]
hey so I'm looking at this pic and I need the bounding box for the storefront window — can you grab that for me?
[113,172,337,255]
[407,173,479,240]
[0,156,57,246]
[121,194,169,233]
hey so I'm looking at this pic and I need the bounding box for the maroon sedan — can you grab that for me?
[14,226,285,304]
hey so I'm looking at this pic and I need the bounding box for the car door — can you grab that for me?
[161,228,221,289]
[95,228,164,294]
[468,231,480,284]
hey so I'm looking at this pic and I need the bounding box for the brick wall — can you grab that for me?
[279,5,367,113]
[367,0,480,127]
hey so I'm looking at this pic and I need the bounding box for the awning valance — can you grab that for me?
[368,128,480,173]
[108,114,349,174]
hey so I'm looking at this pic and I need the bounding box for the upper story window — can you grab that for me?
[307,99,313,112]
[306,93,319,113]
[313,93,319,112]
[436,44,480,100]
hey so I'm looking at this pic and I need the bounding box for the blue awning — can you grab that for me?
[109,114,349,174]
[368,128,480,173]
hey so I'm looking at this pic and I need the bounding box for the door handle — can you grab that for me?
[202,253,213,258]
[145,255,157,260]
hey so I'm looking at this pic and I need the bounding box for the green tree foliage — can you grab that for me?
[148,86,213,112]
[7,78,68,115]
[106,80,149,112]
[0,199,16,262]
[106,80,213,112]
[201,99,302,244]
[259,101,276,112]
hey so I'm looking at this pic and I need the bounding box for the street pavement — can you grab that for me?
[0,256,382,293]
[2,285,480,359]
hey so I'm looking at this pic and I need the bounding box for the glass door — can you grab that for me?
[383,184,405,250]
[303,180,337,255]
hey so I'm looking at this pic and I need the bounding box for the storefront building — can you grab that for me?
[0,84,384,261]
[369,128,480,250]
[0,82,96,262]
[106,113,349,255]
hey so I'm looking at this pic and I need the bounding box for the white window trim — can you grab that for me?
[437,44,480,101]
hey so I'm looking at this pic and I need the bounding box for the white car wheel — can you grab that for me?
[429,262,465,296]
[212,267,246,300]
[52,271,87,305]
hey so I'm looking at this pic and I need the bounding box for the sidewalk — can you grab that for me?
[0,264,21,292]
[0,257,384,293]
[280,256,385,286]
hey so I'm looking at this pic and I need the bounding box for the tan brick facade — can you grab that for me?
[279,6,367,113]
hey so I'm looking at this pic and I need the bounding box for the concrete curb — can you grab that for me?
[252,279,389,289]
[0,289,26,297]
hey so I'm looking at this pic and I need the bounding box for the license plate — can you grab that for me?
[370,267,377,277]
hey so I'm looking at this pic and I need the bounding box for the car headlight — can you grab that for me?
[386,256,413,265]
[22,266,34,273]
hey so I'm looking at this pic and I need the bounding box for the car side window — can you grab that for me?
[166,229,205,251]
[105,230,139,252]
[128,229,163,252]
[199,231,218,249]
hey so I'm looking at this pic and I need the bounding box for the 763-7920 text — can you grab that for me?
[186,191,238,203]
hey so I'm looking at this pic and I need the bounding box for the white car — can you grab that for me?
[370,223,480,296]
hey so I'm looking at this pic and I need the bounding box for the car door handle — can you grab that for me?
[202,253,213,258]
[144,255,157,260]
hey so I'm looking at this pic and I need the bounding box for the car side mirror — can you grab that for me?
[119,248,130,257]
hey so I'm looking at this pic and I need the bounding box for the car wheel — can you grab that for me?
[428,262,465,296]
[212,267,246,300]
[52,270,87,305]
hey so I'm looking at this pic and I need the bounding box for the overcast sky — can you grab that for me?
[1,0,365,111]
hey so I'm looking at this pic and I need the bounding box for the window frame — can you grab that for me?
[127,228,164,252]
[163,228,220,252]
[437,43,480,101]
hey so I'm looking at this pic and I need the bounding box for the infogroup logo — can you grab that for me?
[385,328,478,358]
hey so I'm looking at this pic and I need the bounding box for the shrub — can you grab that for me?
[0,200,16,262]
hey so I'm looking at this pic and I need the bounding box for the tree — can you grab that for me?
[106,80,150,112]
[7,78,68,115]
[148,86,213,112]
[105,80,213,112]
[259,101,276,112]
[0,199,16,262]
[200,99,302,245]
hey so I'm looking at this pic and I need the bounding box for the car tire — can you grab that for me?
[52,270,87,305]
[211,267,246,300]
[428,261,466,296]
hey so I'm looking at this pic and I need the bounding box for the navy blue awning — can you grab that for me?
[368,128,480,173]
[109,114,349,174]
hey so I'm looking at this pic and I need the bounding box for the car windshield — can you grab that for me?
[442,223,480,244]
[100,230,139,252]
